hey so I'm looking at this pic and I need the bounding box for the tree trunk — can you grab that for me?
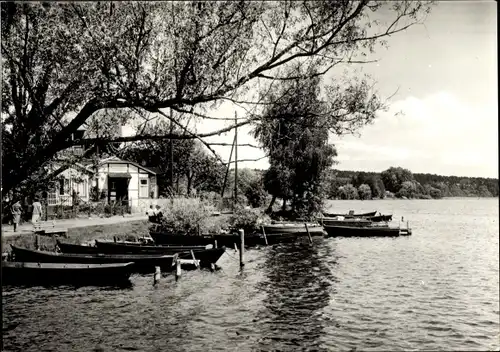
[281,198,287,211]
[265,195,276,214]
[186,172,193,196]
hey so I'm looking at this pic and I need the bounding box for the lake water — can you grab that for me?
[3,198,499,351]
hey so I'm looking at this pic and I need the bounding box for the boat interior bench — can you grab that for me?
[33,221,68,237]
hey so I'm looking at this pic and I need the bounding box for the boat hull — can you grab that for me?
[2,261,134,286]
[10,246,177,273]
[149,232,215,246]
[322,211,377,218]
[324,225,401,238]
[262,223,326,236]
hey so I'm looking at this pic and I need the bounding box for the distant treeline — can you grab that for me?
[322,167,499,200]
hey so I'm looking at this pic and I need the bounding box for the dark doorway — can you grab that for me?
[108,174,131,204]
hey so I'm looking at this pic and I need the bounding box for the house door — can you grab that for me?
[108,175,130,204]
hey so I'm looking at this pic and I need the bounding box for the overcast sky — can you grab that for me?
[124,1,498,178]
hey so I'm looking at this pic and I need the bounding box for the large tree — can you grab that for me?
[253,75,337,216]
[1,1,432,197]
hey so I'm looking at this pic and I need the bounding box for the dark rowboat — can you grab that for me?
[322,211,377,218]
[319,218,373,227]
[323,225,408,238]
[10,245,178,273]
[262,223,326,236]
[94,241,226,267]
[366,214,393,222]
[94,241,209,255]
[1,261,134,286]
[149,232,215,246]
[56,241,101,254]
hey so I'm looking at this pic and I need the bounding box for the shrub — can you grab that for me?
[198,191,222,208]
[158,198,214,236]
[229,206,270,234]
[244,178,268,208]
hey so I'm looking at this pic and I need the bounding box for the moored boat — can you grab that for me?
[323,224,411,238]
[365,214,393,222]
[10,245,178,273]
[322,210,378,218]
[318,218,373,227]
[1,261,134,286]
[149,232,215,246]
[262,223,326,236]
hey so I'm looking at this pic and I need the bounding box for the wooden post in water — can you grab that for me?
[190,250,200,269]
[304,223,313,244]
[113,236,117,243]
[234,242,238,252]
[210,263,216,272]
[261,225,269,246]
[35,234,40,250]
[239,229,245,268]
[214,239,218,249]
[153,266,161,286]
[175,259,182,281]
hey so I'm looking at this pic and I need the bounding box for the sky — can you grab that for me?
[123,1,498,178]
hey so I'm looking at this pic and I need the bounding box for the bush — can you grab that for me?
[244,179,268,208]
[198,191,223,208]
[229,206,270,234]
[158,198,214,236]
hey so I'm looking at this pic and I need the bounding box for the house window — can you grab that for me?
[139,179,148,198]
[59,178,70,195]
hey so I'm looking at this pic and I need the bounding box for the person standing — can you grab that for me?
[32,197,43,223]
[11,200,22,232]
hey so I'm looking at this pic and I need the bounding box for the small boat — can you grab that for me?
[365,214,393,222]
[95,241,210,254]
[56,241,101,254]
[149,232,215,246]
[94,241,225,267]
[322,211,378,218]
[318,218,373,227]
[10,245,178,273]
[262,223,326,236]
[1,261,134,286]
[323,224,411,238]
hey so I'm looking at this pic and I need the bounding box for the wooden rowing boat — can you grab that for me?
[10,245,178,273]
[1,261,134,286]
[94,241,209,254]
[262,223,326,236]
[322,211,378,218]
[323,224,407,238]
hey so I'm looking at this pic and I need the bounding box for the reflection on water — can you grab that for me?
[256,242,336,351]
[2,199,499,352]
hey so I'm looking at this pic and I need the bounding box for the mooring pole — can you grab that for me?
[175,259,182,281]
[221,135,236,199]
[153,266,161,286]
[261,225,269,246]
[234,112,238,211]
[305,223,313,244]
[35,234,40,251]
[239,229,245,268]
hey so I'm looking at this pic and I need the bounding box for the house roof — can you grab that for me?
[87,156,158,174]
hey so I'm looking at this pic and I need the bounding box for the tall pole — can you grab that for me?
[221,134,236,198]
[170,108,174,196]
[234,112,238,211]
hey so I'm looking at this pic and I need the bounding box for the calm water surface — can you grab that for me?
[3,198,499,351]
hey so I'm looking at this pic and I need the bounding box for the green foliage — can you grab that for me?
[229,206,270,234]
[338,184,359,200]
[429,188,442,199]
[381,167,415,193]
[358,184,372,200]
[157,198,214,236]
[244,177,268,208]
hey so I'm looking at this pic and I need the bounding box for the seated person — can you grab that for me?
[154,205,163,222]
